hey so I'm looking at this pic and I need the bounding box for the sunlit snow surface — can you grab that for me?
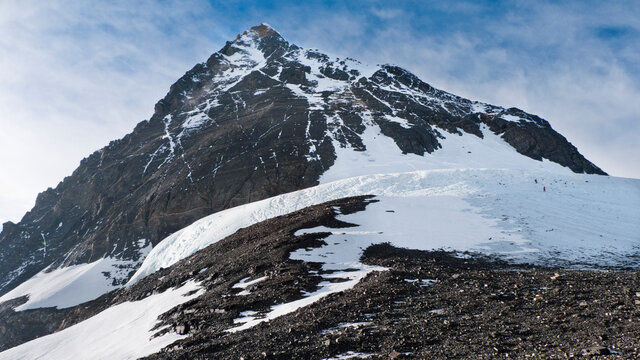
[0,258,125,311]
[232,276,267,296]
[227,266,378,332]
[0,281,203,360]
[0,241,152,311]
[222,169,639,332]
[323,352,374,360]
[126,167,640,334]
[131,126,640,284]
[126,124,638,338]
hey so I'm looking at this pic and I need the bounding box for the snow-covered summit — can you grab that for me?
[235,23,280,40]
[157,23,603,174]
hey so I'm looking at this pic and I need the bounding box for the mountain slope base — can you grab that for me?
[150,249,640,359]
[4,197,638,358]
[138,198,640,360]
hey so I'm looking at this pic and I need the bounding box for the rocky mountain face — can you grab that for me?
[0,23,605,298]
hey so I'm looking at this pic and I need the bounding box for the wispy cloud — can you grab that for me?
[0,0,226,223]
[370,8,405,20]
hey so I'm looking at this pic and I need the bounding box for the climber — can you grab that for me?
[543,186,546,192]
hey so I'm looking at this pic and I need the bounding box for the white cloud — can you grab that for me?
[370,8,404,20]
[0,0,224,223]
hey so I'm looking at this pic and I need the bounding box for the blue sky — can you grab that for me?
[0,0,638,224]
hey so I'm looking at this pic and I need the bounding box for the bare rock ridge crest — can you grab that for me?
[0,23,605,297]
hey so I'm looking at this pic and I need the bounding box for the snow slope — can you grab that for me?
[120,124,639,336]
[5,167,636,356]
[227,265,380,333]
[0,281,203,360]
[127,165,639,334]
[130,125,639,285]
[131,167,639,285]
[321,124,572,184]
[0,242,151,311]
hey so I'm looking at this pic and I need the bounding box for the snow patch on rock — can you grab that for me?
[0,243,152,311]
[0,280,203,360]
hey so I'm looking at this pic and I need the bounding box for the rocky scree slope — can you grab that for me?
[2,196,638,359]
[0,23,605,297]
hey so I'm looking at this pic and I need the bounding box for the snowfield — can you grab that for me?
[118,102,639,349]
[0,258,127,311]
[0,281,203,360]
[134,163,639,334]
[4,173,636,360]
[128,166,639,333]
[0,241,151,311]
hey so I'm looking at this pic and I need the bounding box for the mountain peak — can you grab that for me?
[0,20,607,315]
[235,23,280,41]
[1,20,634,358]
